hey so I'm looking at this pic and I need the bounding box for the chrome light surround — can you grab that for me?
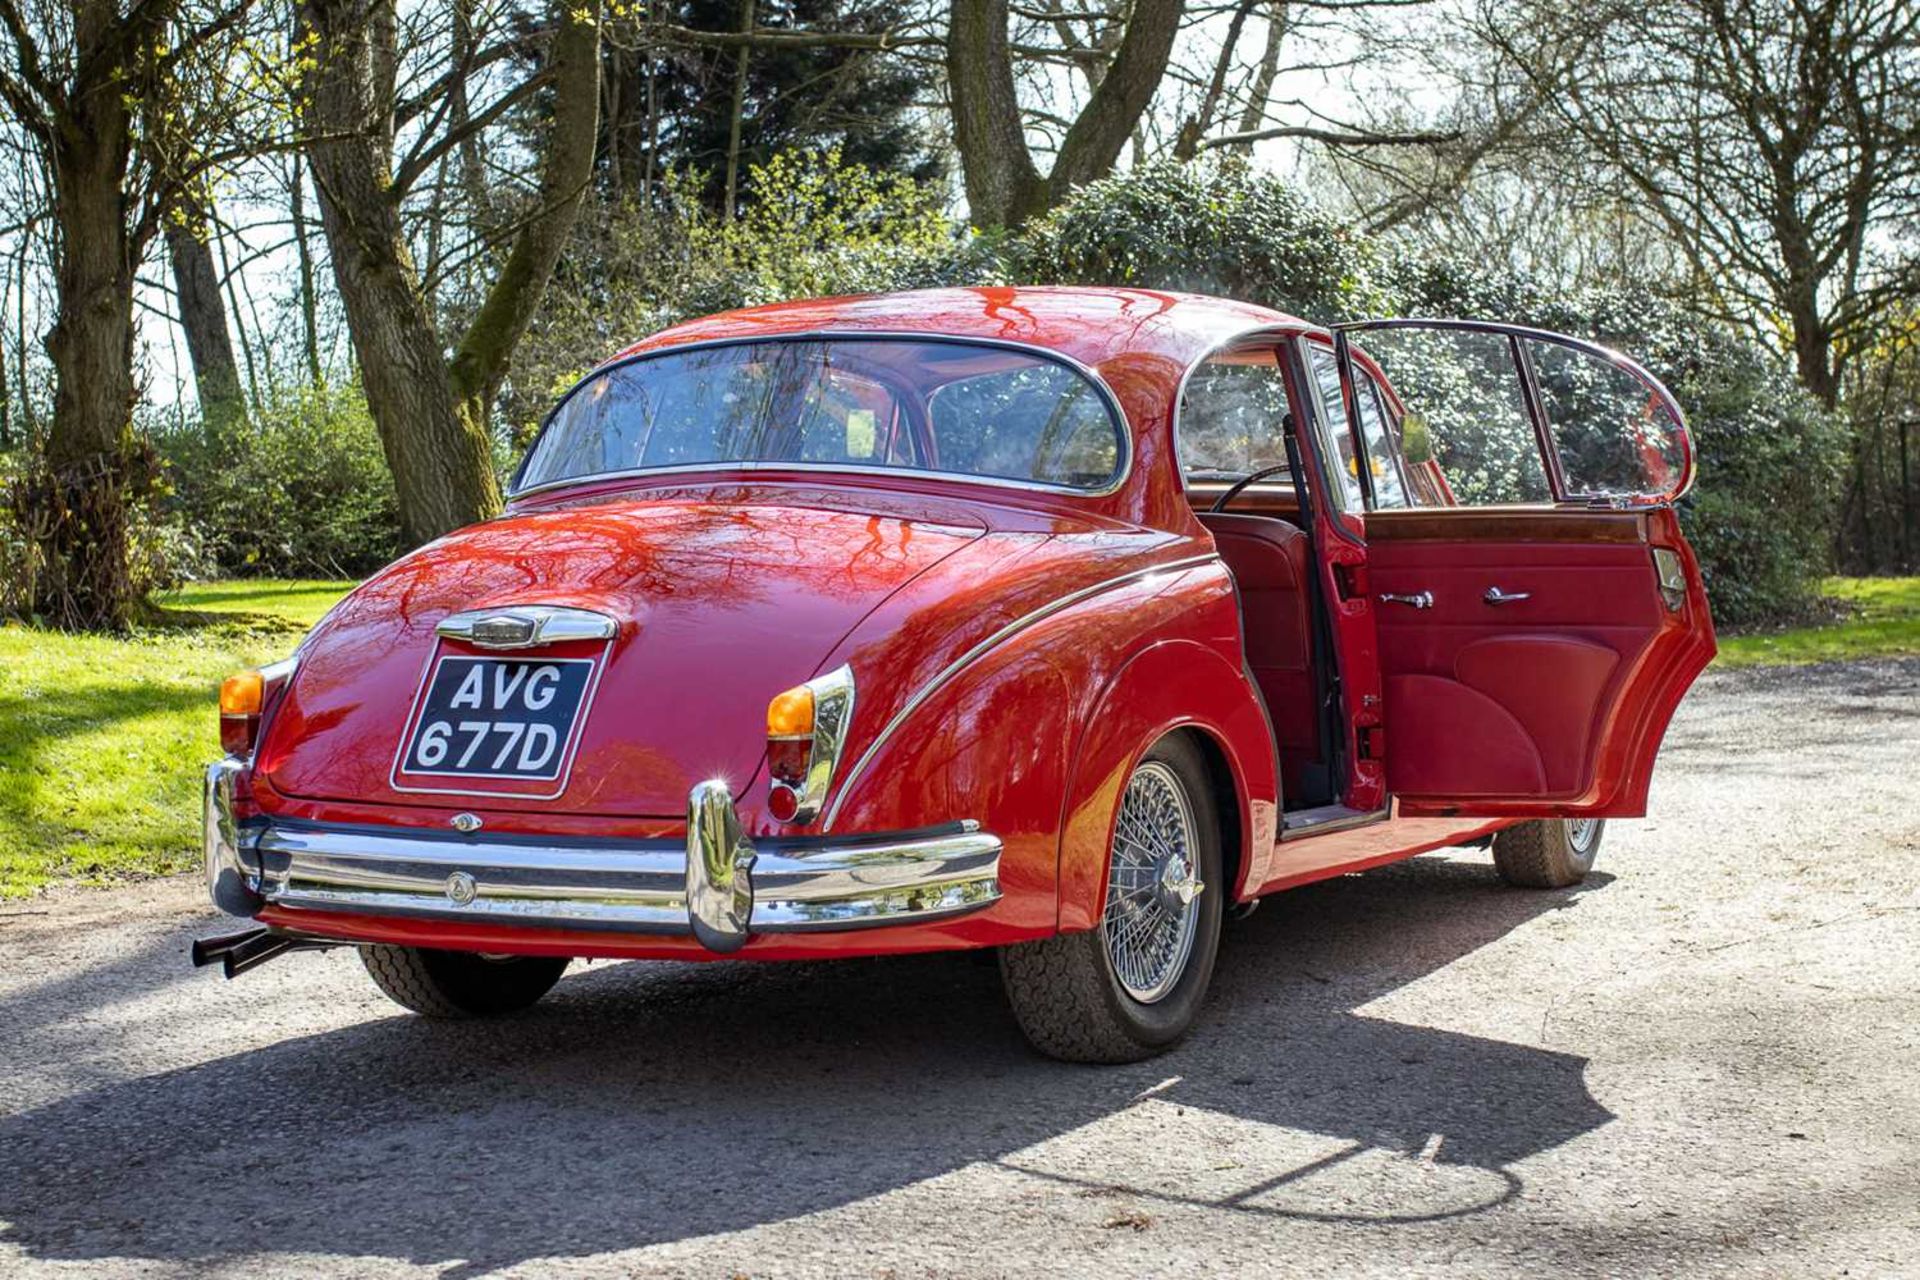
[436,604,618,650]
[770,664,855,825]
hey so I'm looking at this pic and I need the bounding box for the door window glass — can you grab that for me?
[1352,372,1413,509]
[1306,345,1366,509]
[1526,339,1687,500]
[1344,329,1552,505]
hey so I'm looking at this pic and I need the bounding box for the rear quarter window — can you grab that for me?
[927,364,1122,489]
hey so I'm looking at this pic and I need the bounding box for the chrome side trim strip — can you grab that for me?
[821,553,1222,830]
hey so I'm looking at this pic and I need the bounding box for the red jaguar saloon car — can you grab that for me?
[195,287,1715,1062]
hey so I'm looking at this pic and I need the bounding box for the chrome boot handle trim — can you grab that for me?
[1483,587,1532,605]
[1378,591,1434,609]
[437,604,618,650]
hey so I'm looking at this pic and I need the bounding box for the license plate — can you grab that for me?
[399,657,594,782]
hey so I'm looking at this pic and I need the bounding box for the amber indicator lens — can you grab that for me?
[766,686,815,738]
[220,670,264,716]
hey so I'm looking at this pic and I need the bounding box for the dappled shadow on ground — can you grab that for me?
[0,855,1610,1272]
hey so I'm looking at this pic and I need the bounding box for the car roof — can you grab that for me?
[609,286,1315,378]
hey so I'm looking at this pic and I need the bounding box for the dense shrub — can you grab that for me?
[0,444,209,621]
[0,450,32,618]
[1010,159,1387,320]
[508,153,1841,627]
[157,383,402,579]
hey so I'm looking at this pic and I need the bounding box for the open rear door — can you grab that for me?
[1334,320,1716,818]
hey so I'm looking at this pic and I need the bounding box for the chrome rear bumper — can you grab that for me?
[203,760,1001,953]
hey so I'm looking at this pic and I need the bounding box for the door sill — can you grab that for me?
[1279,803,1390,840]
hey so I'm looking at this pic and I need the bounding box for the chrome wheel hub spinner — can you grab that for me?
[1103,759,1204,1004]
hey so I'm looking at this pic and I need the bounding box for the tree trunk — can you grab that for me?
[35,106,140,630]
[164,195,248,433]
[721,0,754,220]
[1788,305,1839,410]
[445,0,602,433]
[10,213,33,441]
[1173,0,1255,160]
[948,0,1184,229]
[1042,0,1184,208]
[304,0,601,544]
[1235,1,1287,142]
[289,153,324,387]
[303,0,502,545]
[946,0,1045,230]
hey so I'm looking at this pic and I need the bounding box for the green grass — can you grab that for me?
[1714,577,1920,668]
[0,579,353,898]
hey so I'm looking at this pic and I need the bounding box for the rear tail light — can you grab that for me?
[219,657,297,758]
[763,665,855,824]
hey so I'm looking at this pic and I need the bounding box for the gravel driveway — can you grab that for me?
[2,658,1915,1278]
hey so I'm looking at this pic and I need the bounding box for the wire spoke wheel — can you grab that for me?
[1102,759,1204,1003]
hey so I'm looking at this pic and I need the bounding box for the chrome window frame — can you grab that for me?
[1332,317,1696,505]
[1299,338,1366,516]
[1169,328,1298,485]
[508,331,1135,502]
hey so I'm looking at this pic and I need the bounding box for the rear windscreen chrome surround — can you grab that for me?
[505,331,1135,502]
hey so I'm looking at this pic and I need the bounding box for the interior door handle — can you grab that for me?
[1378,591,1434,609]
[1484,587,1532,605]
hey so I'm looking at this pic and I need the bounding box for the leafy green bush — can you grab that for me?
[502,154,1835,628]
[0,444,209,621]
[0,450,32,618]
[157,383,402,579]
[1010,158,1388,319]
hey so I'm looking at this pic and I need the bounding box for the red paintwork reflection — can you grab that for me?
[259,493,984,816]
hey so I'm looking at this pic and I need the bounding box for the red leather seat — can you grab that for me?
[1196,512,1326,805]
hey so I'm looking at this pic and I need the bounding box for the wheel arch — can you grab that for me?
[1057,637,1279,934]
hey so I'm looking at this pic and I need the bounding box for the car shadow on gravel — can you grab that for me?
[0,854,1611,1273]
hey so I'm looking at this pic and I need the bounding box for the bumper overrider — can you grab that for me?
[203,760,1002,954]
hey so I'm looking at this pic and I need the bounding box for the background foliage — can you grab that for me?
[154,384,401,580]
[6,151,1846,630]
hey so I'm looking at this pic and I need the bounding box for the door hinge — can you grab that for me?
[1334,561,1370,600]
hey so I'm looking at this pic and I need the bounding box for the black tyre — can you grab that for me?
[1492,817,1605,889]
[359,945,569,1017]
[1000,734,1225,1063]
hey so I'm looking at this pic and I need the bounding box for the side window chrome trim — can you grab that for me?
[1168,325,1307,501]
[1332,317,1695,505]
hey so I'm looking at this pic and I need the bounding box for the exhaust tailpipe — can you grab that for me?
[191,927,334,978]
